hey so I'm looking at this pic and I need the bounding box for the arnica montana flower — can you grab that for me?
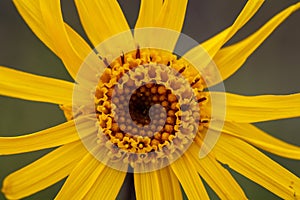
[1,0,300,199]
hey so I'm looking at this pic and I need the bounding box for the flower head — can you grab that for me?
[0,0,300,199]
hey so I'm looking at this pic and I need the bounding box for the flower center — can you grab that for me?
[128,84,172,127]
[93,48,207,169]
[69,28,227,172]
[100,83,179,154]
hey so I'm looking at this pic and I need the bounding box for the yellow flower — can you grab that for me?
[1,0,300,199]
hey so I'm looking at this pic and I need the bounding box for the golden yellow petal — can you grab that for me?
[220,122,300,159]
[13,0,54,52]
[156,167,183,200]
[155,0,187,32]
[214,2,300,82]
[183,0,264,65]
[84,167,126,200]
[134,167,182,200]
[2,141,86,200]
[135,0,163,28]
[0,66,73,104]
[75,0,131,47]
[13,0,92,79]
[147,0,188,51]
[213,134,300,199]
[0,121,80,155]
[210,92,300,123]
[65,24,93,61]
[171,155,209,200]
[55,153,105,200]
[187,144,247,200]
[134,168,175,200]
[134,169,165,200]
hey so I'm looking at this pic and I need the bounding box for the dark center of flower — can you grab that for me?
[110,83,179,151]
[129,84,177,127]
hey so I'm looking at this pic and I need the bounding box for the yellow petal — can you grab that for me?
[211,92,300,123]
[134,169,164,200]
[204,0,264,56]
[183,0,264,65]
[171,155,209,200]
[135,0,163,28]
[146,0,188,51]
[134,0,163,50]
[13,0,92,79]
[187,143,247,200]
[75,0,131,47]
[55,153,105,199]
[0,66,73,104]
[155,0,188,32]
[213,134,300,200]
[134,172,156,200]
[2,141,86,200]
[0,121,80,155]
[134,167,182,200]
[220,122,300,159]
[156,167,183,200]
[214,2,300,83]
[65,24,93,61]
[84,167,126,200]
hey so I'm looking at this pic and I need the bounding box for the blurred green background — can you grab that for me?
[0,0,299,199]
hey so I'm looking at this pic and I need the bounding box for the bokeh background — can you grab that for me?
[0,0,299,199]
